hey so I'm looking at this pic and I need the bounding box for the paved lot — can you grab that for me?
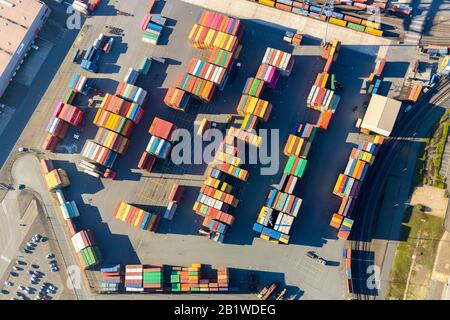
[0,216,64,301]
[0,0,381,300]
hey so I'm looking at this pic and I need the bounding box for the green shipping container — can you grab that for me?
[284,156,296,174]
[347,22,365,32]
[294,158,307,178]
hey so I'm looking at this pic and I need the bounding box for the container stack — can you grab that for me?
[93,109,134,137]
[186,58,229,90]
[165,10,242,110]
[139,58,152,76]
[236,95,272,122]
[141,14,166,45]
[125,265,144,292]
[164,184,185,220]
[69,73,92,95]
[44,168,70,191]
[113,202,160,232]
[174,73,216,103]
[283,156,307,178]
[81,141,118,169]
[307,81,341,113]
[242,77,265,97]
[342,248,353,293]
[43,114,69,151]
[124,67,139,85]
[72,0,101,16]
[330,139,382,239]
[55,103,85,127]
[188,10,243,53]
[59,201,81,220]
[164,87,191,112]
[72,230,102,270]
[254,42,342,244]
[142,265,164,292]
[168,264,229,293]
[193,135,250,242]
[145,136,172,160]
[227,126,262,147]
[116,82,148,105]
[252,1,383,36]
[139,117,176,171]
[142,117,176,164]
[100,93,144,124]
[94,128,130,155]
[81,33,111,73]
[253,188,302,244]
[256,64,279,89]
[262,47,295,76]
[208,48,235,70]
[71,230,97,253]
[100,264,122,293]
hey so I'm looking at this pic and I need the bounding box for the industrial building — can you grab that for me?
[0,0,50,98]
[360,94,402,137]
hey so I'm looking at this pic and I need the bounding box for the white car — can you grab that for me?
[4,281,13,287]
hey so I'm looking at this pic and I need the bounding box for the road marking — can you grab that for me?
[1,255,11,263]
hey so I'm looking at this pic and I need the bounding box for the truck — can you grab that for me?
[257,282,278,300]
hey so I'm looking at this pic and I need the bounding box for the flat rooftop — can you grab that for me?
[0,0,46,74]
[361,94,402,137]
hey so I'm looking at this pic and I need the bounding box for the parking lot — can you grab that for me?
[0,222,65,300]
[0,0,381,300]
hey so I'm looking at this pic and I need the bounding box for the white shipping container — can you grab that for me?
[55,189,66,205]
[307,86,317,105]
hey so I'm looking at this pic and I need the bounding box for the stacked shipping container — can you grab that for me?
[253,42,342,243]
[113,202,160,232]
[138,117,177,172]
[252,0,383,36]
[164,10,242,110]
[330,139,383,239]
[101,263,230,293]
[72,230,103,269]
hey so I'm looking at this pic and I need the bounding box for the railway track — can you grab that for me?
[350,79,450,300]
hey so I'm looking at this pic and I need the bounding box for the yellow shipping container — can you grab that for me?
[259,0,275,7]
[260,234,270,240]
[362,20,380,30]
[365,27,383,37]
[321,73,329,88]
[334,174,344,193]
[279,236,289,244]
[329,17,347,27]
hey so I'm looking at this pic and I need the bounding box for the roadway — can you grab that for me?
[350,79,450,299]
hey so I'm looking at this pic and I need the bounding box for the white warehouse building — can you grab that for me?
[0,0,50,98]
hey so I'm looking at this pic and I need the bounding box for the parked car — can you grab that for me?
[4,281,13,287]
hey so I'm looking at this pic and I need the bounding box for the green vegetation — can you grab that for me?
[413,144,427,187]
[386,205,445,300]
[419,109,450,188]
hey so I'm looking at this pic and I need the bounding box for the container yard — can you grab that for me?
[2,0,391,301]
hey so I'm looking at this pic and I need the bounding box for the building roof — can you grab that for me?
[0,0,46,74]
[361,94,401,137]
